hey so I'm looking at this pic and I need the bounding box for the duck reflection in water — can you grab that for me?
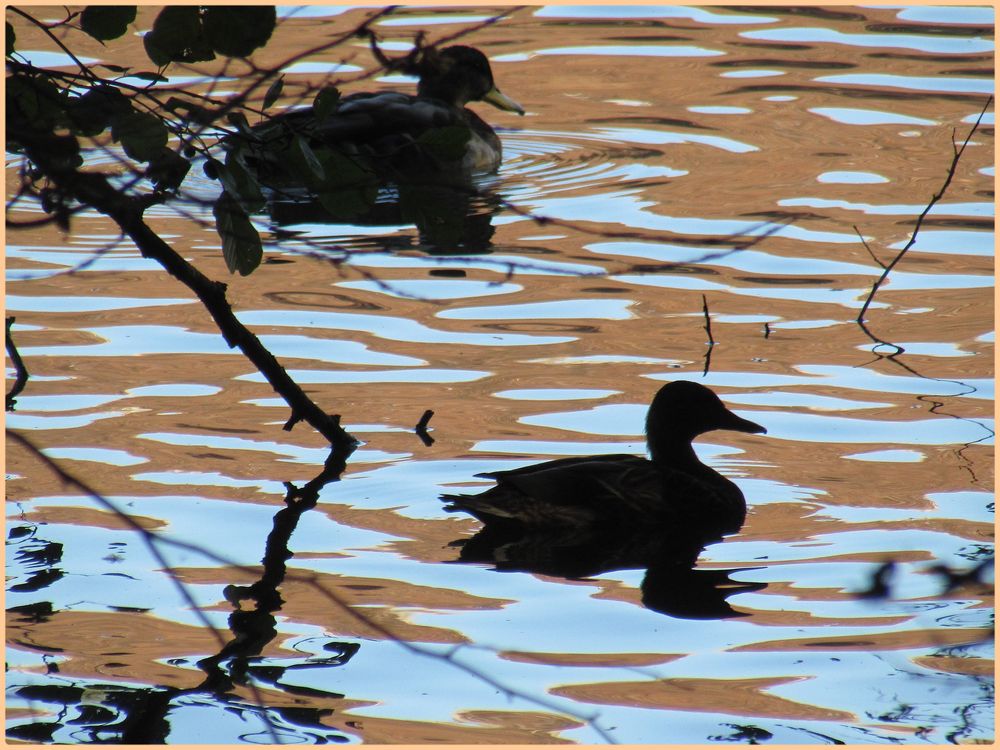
[443,381,768,619]
[224,45,523,254]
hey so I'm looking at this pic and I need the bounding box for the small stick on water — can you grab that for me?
[415,409,435,447]
[857,95,992,324]
[702,294,715,346]
[763,322,771,339]
[6,317,29,410]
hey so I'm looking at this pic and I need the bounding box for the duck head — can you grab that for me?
[645,381,765,464]
[417,45,524,115]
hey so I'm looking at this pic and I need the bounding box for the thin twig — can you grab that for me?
[7,6,101,84]
[853,224,885,269]
[856,96,992,323]
[702,294,715,346]
[6,317,30,410]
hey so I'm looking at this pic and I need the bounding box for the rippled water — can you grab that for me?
[5,5,994,744]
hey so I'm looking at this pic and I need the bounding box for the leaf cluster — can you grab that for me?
[6,5,278,273]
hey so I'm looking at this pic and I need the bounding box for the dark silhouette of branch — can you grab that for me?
[9,125,356,450]
[857,96,992,324]
[6,316,30,410]
[700,295,715,376]
[8,430,617,743]
[7,6,102,84]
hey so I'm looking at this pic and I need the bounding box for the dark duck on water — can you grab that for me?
[228,44,524,188]
[443,381,766,538]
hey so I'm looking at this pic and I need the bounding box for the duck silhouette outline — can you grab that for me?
[443,381,767,619]
[444,380,765,535]
[230,44,524,189]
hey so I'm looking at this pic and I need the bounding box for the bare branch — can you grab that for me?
[8,430,617,743]
[856,96,992,324]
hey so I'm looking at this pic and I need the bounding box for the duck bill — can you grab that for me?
[723,411,767,435]
[482,85,525,115]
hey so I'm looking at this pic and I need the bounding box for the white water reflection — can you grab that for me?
[741,26,994,54]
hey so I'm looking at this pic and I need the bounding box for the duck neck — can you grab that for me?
[648,434,705,475]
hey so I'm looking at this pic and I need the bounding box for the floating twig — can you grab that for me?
[701,294,715,346]
[763,322,771,339]
[702,343,713,377]
[6,317,29,410]
[415,409,435,446]
[857,96,993,324]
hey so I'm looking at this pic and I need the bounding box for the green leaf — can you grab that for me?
[110,110,168,162]
[67,85,131,137]
[213,192,263,276]
[416,125,471,163]
[313,147,375,189]
[312,86,340,122]
[145,146,190,191]
[289,135,326,185]
[143,6,214,67]
[218,156,266,213]
[262,75,284,111]
[6,73,68,134]
[6,22,15,57]
[202,6,275,58]
[80,6,137,42]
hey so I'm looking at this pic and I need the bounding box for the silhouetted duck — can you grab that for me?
[232,45,524,186]
[443,381,765,536]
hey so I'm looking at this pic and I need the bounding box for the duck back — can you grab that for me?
[444,453,746,535]
[236,92,502,187]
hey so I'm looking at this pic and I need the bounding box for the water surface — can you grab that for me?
[5,4,994,744]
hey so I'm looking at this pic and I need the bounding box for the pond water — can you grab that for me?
[5,4,994,745]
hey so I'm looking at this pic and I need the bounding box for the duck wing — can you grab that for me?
[318,92,468,140]
[446,454,746,534]
[445,455,660,528]
[247,92,487,172]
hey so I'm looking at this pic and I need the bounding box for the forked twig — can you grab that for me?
[856,96,993,323]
